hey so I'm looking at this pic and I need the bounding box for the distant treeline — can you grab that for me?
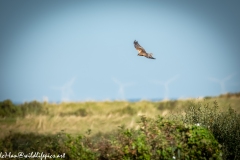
[204,92,240,99]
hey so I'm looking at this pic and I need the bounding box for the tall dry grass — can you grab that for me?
[0,94,239,138]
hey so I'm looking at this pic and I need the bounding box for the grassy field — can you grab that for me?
[0,93,240,159]
[0,93,239,139]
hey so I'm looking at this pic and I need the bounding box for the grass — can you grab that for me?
[0,92,240,159]
[0,94,239,138]
[0,101,160,138]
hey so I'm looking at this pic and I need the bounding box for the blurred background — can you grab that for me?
[0,0,240,103]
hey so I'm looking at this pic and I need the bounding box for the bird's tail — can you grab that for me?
[148,53,155,59]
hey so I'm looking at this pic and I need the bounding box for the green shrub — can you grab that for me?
[0,100,47,118]
[112,105,137,116]
[157,100,177,111]
[181,100,240,160]
[219,92,240,98]
[65,134,98,160]
[204,96,212,100]
[65,116,222,159]
[0,132,68,159]
[60,108,89,117]
[136,116,221,160]
[212,108,240,160]
[20,101,46,116]
[0,99,20,118]
[120,106,136,115]
[0,116,222,159]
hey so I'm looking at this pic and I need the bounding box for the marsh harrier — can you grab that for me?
[134,40,155,59]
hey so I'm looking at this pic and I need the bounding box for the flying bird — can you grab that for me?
[134,40,155,59]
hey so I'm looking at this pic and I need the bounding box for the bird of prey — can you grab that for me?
[134,40,155,59]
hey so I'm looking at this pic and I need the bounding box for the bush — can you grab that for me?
[219,92,240,98]
[157,100,178,111]
[20,101,46,116]
[0,100,46,118]
[181,100,240,160]
[65,116,222,160]
[0,132,68,159]
[0,99,20,118]
[65,133,98,160]
[212,108,240,160]
[119,105,137,115]
[0,115,222,159]
[60,108,89,117]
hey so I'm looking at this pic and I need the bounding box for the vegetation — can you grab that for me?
[0,92,239,159]
[176,100,240,160]
[0,100,46,118]
[0,116,222,160]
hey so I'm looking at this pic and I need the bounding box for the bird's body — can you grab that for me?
[134,40,155,59]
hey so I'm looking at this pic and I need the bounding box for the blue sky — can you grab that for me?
[0,0,240,102]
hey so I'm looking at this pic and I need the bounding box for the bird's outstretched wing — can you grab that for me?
[134,40,146,53]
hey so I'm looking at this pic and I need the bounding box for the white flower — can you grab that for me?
[173,156,176,159]
[196,123,200,126]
